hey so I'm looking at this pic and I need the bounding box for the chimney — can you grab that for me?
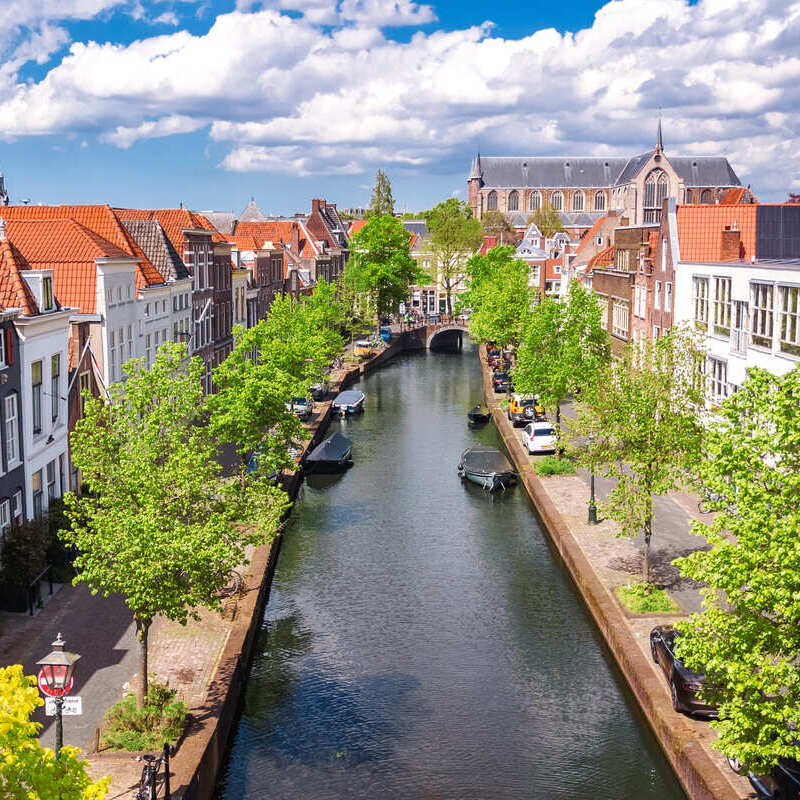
[291,223,300,254]
[720,227,742,261]
[311,198,321,214]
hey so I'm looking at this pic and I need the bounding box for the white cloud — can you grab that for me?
[153,10,180,25]
[0,0,799,199]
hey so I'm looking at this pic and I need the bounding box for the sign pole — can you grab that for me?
[54,695,64,758]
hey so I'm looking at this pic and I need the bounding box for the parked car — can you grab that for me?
[521,421,557,455]
[309,381,329,400]
[492,372,511,393]
[740,756,800,799]
[508,394,536,426]
[649,625,717,717]
[286,396,314,420]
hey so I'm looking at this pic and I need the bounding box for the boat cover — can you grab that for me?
[333,390,364,405]
[307,433,352,463]
[461,446,515,475]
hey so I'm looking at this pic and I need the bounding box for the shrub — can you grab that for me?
[100,679,187,751]
[533,455,574,476]
[615,582,678,615]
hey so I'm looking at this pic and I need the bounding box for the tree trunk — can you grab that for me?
[642,513,652,584]
[555,402,561,426]
[135,617,150,707]
[446,287,452,319]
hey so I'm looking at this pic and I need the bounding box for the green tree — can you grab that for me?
[65,343,287,707]
[460,245,532,348]
[348,215,422,324]
[569,326,705,583]
[481,209,513,245]
[513,281,609,425]
[528,202,564,238]
[0,664,110,799]
[674,365,800,773]
[425,199,483,316]
[366,169,394,217]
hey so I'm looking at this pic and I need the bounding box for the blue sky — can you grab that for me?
[0,0,794,215]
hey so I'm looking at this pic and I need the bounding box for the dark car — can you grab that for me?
[492,372,512,393]
[650,625,717,717]
[735,756,800,800]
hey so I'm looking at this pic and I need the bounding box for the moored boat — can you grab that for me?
[331,389,366,415]
[457,446,517,492]
[305,432,353,473]
[467,405,491,425]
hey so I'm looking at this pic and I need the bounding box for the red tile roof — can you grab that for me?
[348,219,368,236]
[545,257,564,279]
[575,216,607,255]
[719,187,758,205]
[676,205,757,263]
[586,245,615,273]
[0,238,38,314]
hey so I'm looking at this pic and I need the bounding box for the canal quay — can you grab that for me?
[216,341,686,800]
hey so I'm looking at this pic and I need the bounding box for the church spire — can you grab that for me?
[656,116,663,152]
[469,153,482,181]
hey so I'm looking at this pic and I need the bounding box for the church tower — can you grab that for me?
[468,154,482,218]
[0,173,8,206]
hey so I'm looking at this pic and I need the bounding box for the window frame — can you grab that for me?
[31,360,42,436]
[4,394,18,467]
[693,276,709,330]
[713,276,732,337]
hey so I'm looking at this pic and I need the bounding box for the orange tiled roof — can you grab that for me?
[575,216,607,255]
[0,238,38,314]
[348,219,368,236]
[587,245,615,273]
[232,220,317,258]
[718,187,758,205]
[676,205,757,262]
[545,257,564,279]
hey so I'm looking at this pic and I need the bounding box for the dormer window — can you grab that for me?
[42,277,54,311]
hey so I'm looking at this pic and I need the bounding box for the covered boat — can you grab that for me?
[305,433,353,473]
[331,389,366,415]
[467,405,491,425]
[457,446,517,492]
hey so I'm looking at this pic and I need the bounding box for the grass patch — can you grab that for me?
[533,455,574,476]
[615,582,679,615]
[100,679,187,751]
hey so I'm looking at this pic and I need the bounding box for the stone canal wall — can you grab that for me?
[479,348,744,800]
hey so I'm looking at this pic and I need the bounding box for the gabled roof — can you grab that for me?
[121,219,190,283]
[240,198,266,222]
[200,211,236,234]
[560,211,604,228]
[349,219,369,236]
[0,237,38,314]
[477,157,630,188]
[575,216,609,254]
[401,220,428,238]
[116,208,226,254]
[587,245,616,273]
[676,205,757,262]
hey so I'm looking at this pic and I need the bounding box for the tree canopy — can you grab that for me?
[0,664,110,799]
[65,343,287,705]
[675,364,800,773]
[366,169,394,217]
[569,326,705,583]
[424,199,483,316]
[513,281,609,424]
[480,209,514,245]
[460,245,532,348]
[528,203,564,238]
[347,215,423,320]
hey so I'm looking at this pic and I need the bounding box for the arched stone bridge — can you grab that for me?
[392,319,470,350]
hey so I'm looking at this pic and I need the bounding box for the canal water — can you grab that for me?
[217,342,686,800]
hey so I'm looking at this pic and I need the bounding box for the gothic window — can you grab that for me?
[487,191,498,211]
[594,191,606,211]
[644,169,669,223]
[572,192,584,212]
[529,191,541,211]
[508,190,519,211]
[701,189,713,204]
[551,191,563,211]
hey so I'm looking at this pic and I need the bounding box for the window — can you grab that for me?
[163,327,168,344]
[529,192,541,211]
[701,189,713,204]
[693,276,709,329]
[42,277,54,310]
[145,303,150,317]
[644,169,669,223]
[572,191,584,212]
[4,395,18,466]
[145,334,151,365]
[46,460,56,501]
[116,286,122,303]
[127,325,133,358]
[597,295,609,328]
[12,491,21,524]
[486,191,498,211]
[32,469,43,517]
[109,330,116,381]
[31,361,42,435]
[778,285,800,357]
[173,321,179,340]
[106,288,113,307]
[708,357,728,405]
[173,296,177,312]
[0,329,6,369]
[594,191,606,211]
[612,300,629,338]
[0,500,9,535]
[653,325,660,340]
[126,285,131,300]
[508,190,519,211]
[551,192,563,211]
[79,372,90,416]
[661,238,667,272]
[51,354,60,423]
[665,282,672,312]
[713,276,732,336]
[655,280,662,310]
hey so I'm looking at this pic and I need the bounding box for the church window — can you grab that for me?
[572,192,584,212]
[701,189,713,204]
[594,191,606,211]
[644,169,669,223]
[529,191,541,211]
[551,192,563,211]
[487,191,497,211]
[508,190,519,212]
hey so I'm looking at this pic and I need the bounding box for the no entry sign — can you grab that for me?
[37,667,74,697]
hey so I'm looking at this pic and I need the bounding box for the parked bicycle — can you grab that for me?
[133,743,174,800]
[217,568,244,599]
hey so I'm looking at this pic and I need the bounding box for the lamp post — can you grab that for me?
[587,434,598,525]
[37,632,80,758]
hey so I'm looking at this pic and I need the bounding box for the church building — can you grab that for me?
[467,124,747,227]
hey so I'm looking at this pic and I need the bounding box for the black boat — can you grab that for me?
[457,446,517,492]
[467,405,491,424]
[305,433,353,473]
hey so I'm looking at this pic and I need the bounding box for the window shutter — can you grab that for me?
[5,329,12,365]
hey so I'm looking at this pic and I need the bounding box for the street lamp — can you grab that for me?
[587,434,598,525]
[37,632,80,758]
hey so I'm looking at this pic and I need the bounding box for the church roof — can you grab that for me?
[669,157,741,188]
[240,197,266,222]
[477,157,629,188]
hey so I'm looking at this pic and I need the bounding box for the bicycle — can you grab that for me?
[217,568,244,599]
[133,743,174,800]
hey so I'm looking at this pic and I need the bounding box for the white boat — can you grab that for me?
[457,446,517,492]
[331,389,365,415]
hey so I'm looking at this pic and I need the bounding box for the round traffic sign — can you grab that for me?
[37,668,73,697]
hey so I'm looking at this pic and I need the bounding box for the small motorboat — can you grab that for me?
[467,405,491,425]
[331,389,365,415]
[305,432,353,473]
[457,446,517,492]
